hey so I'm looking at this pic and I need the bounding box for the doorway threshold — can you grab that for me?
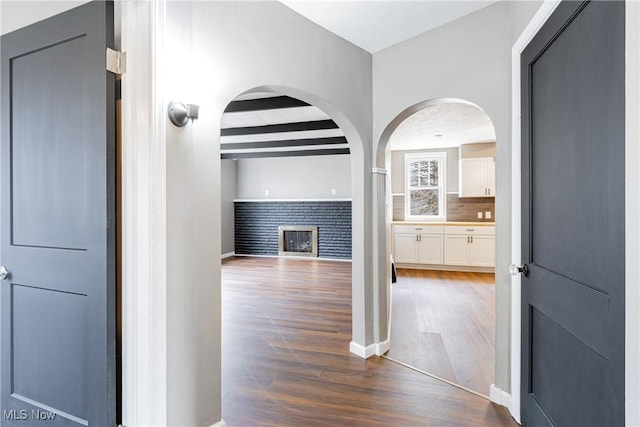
[381,354,490,401]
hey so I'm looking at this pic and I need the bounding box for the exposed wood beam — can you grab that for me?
[224,95,310,113]
[221,136,348,150]
[221,148,350,159]
[221,119,339,136]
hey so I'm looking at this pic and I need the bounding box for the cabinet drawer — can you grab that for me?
[444,226,495,236]
[394,225,444,234]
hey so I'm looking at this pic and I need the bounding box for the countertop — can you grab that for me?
[392,221,495,227]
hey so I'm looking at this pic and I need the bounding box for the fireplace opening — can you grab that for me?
[278,226,318,257]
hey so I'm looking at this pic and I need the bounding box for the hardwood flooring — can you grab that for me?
[386,269,496,396]
[222,257,517,426]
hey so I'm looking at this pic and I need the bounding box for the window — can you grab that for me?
[405,153,446,220]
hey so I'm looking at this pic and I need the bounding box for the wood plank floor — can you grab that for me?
[222,257,517,426]
[386,269,496,396]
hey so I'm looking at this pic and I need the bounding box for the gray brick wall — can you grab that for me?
[234,201,352,260]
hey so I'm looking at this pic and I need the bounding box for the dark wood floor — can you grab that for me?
[221,257,517,426]
[387,269,496,396]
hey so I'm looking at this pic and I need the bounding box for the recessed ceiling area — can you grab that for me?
[279,0,498,53]
[388,102,495,151]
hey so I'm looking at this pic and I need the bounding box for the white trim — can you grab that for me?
[489,384,512,409]
[349,340,389,358]
[120,1,167,426]
[210,420,226,427]
[626,1,640,425]
[371,167,388,175]
[221,252,235,260]
[233,198,352,202]
[510,1,561,423]
[350,341,376,358]
[375,339,390,356]
[232,253,352,263]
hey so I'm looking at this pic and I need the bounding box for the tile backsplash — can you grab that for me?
[392,193,495,222]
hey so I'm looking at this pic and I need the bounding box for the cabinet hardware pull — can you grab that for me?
[471,236,474,243]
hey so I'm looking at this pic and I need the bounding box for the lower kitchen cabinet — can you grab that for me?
[467,235,495,267]
[393,225,444,264]
[443,226,495,268]
[393,224,495,270]
[442,235,469,266]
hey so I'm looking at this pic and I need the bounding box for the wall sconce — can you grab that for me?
[168,101,200,127]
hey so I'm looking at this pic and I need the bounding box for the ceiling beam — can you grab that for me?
[221,148,350,159]
[221,136,347,150]
[224,95,310,113]
[221,119,339,136]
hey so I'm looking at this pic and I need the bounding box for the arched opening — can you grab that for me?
[376,98,498,397]
[218,86,370,423]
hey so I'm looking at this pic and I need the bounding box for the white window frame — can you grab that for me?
[404,152,447,221]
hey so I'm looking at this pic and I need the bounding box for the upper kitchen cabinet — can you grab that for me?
[458,157,495,197]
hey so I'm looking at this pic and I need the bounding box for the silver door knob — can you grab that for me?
[510,264,529,277]
[0,266,9,280]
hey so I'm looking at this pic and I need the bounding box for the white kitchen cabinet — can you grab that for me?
[459,157,495,197]
[418,234,444,264]
[444,226,495,267]
[467,235,495,267]
[443,235,469,265]
[393,225,444,265]
[394,233,420,263]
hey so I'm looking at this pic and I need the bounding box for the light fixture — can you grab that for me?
[168,101,200,127]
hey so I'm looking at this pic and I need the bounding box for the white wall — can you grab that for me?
[0,1,91,35]
[372,0,542,395]
[221,159,237,255]
[163,2,372,425]
[236,155,351,199]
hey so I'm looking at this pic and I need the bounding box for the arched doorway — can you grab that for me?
[376,98,498,397]
[218,87,372,424]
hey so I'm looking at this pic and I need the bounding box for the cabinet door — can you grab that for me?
[468,235,495,267]
[459,158,488,197]
[444,235,468,265]
[487,158,496,196]
[418,234,444,264]
[394,233,418,263]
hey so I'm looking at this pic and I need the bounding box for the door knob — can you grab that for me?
[510,263,529,277]
[0,266,9,280]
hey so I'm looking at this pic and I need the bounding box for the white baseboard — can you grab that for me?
[233,253,352,262]
[350,341,375,358]
[375,339,390,355]
[350,340,391,359]
[221,252,235,259]
[490,384,512,409]
[210,420,226,427]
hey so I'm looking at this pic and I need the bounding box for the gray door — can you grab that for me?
[0,2,116,426]
[521,1,624,425]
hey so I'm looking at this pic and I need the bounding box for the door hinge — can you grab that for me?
[106,48,127,75]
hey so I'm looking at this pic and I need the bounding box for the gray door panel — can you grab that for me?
[521,1,625,426]
[0,2,116,426]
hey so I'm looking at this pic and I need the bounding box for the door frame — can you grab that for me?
[119,1,169,426]
[509,0,640,424]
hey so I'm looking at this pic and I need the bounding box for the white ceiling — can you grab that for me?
[280,0,498,53]
[388,102,495,151]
